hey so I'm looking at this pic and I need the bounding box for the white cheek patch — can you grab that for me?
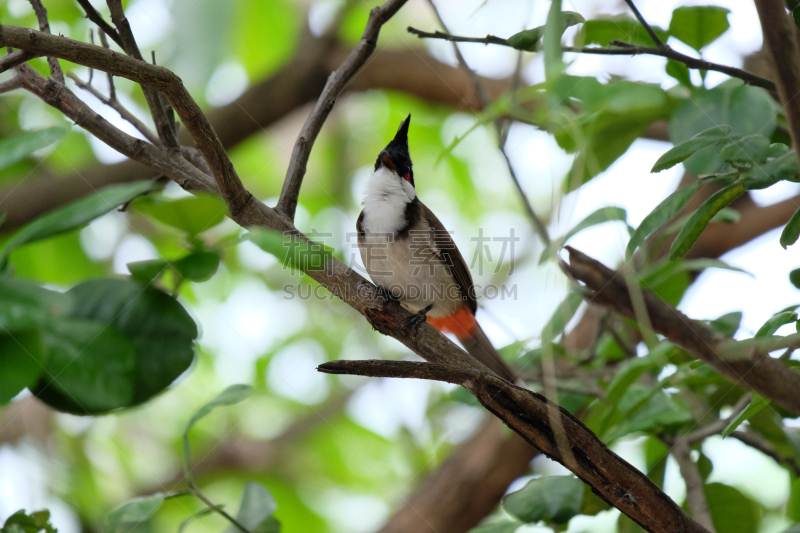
[362,167,414,234]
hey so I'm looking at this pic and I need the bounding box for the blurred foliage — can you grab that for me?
[0,1,799,533]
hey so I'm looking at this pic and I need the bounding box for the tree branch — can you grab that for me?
[407,27,776,92]
[624,0,664,48]
[28,0,64,83]
[560,247,800,414]
[754,0,800,158]
[1,48,37,73]
[76,0,123,48]
[277,0,408,220]
[668,440,715,532]
[319,359,710,533]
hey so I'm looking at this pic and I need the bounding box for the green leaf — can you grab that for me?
[709,311,742,337]
[31,318,136,414]
[669,180,746,260]
[578,17,668,47]
[0,181,154,261]
[780,207,800,249]
[612,389,693,439]
[67,279,198,405]
[670,84,778,176]
[247,228,332,272]
[0,278,74,332]
[755,311,798,338]
[668,6,731,51]
[2,509,57,533]
[721,393,771,437]
[224,482,281,533]
[173,251,221,282]
[133,193,228,236]
[651,125,732,173]
[641,258,750,288]
[183,384,253,474]
[718,135,771,167]
[0,127,67,171]
[541,207,627,263]
[128,259,169,284]
[468,521,521,533]
[790,268,800,289]
[106,494,167,533]
[503,476,583,525]
[507,11,584,51]
[544,0,565,81]
[704,482,760,533]
[666,60,693,88]
[606,349,662,405]
[626,181,701,259]
[0,332,45,405]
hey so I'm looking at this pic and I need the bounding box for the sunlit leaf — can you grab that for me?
[544,0,565,81]
[755,310,798,338]
[503,476,583,525]
[721,394,770,437]
[668,6,731,51]
[0,127,67,171]
[106,494,167,533]
[0,181,154,261]
[133,193,228,236]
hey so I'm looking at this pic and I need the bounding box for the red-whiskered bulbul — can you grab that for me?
[356,115,517,383]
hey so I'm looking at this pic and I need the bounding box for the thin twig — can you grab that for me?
[27,0,64,83]
[67,72,160,144]
[277,0,409,220]
[427,1,551,246]
[188,482,252,533]
[407,27,776,92]
[106,0,179,149]
[1,49,37,73]
[76,0,123,47]
[623,0,664,48]
[97,30,116,101]
[683,393,752,444]
[0,78,22,93]
[669,440,715,532]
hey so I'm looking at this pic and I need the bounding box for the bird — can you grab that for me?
[356,115,517,383]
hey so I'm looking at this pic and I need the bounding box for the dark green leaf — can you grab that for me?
[0,278,73,332]
[507,12,584,51]
[0,332,45,405]
[128,259,169,284]
[627,181,701,259]
[541,207,627,263]
[606,349,663,405]
[709,311,742,337]
[0,127,67,171]
[790,268,800,289]
[173,251,221,282]
[224,482,280,533]
[697,452,713,480]
[704,482,760,533]
[612,389,693,439]
[721,394,770,437]
[133,193,227,236]
[106,494,166,533]
[0,181,154,261]
[652,125,731,173]
[666,60,693,88]
[668,6,731,50]
[669,180,746,260]
[718,135,771,167]
[670,84,778,176]
[2,509,57,533]
[32,318,136,414]
[183,384,253,474]
[743,151,799,190]
[578,17,668,47]
[67,279,198,404]
[503,476,583,524]
[780,207,800,249]
[755,311,798,338]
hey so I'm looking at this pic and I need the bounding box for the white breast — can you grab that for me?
[360,167,416,234]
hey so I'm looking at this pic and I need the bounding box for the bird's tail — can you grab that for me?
[427,306,517,383]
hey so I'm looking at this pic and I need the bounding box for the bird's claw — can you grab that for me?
[401,304,433,331]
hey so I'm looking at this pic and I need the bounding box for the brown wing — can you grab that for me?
[419,201,477,314]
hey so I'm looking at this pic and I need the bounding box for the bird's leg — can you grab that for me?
[401,304,434,331]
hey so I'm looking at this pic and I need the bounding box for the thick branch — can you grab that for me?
[277,0,407,220]
[319,360,709,533]
[1,48,37,73]
[407,28,776,91]
[754,0,800,158]
[560,247,800,414]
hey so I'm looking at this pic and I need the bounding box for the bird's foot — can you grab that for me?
[401,304,433,331]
